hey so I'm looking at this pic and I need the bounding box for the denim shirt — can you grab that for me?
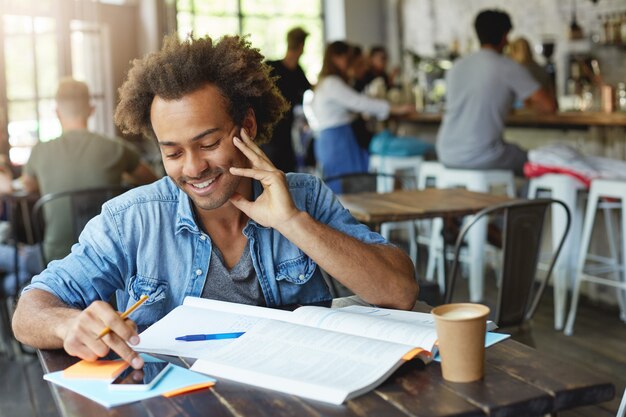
[24,174,387,329]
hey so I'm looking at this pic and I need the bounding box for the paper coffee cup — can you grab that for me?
[432,303,490,383]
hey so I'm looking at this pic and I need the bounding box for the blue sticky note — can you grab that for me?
[44,357,215,408]
[433,332,510,362]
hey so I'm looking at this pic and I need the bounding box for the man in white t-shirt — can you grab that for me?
[436,9,556,176]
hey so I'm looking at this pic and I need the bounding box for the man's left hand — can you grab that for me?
[229,129,300,229]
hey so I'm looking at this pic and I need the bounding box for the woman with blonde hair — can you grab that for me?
[508,37,556,103]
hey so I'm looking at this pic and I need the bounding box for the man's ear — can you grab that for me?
[242,108,258,140]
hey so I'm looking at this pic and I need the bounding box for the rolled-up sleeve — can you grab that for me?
[23,204,128,309]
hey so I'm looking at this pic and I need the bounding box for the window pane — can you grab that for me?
[4,34,36,100]
[3,15,33,34]
[177,0,192,12]
[36,32,59,98]
[192,0,238,16]
[38,99,61,143]
[5,0,55,17]
[241,0,321,17]
[243,18,323,83]
[71,26,105,95]
[177,11,194,38]
[193,16,239,38]
[88,98,106,134]
[9,147,33,166]
[33,16,55,34]
[7,101,38,149]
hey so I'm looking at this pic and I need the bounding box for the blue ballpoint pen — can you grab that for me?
[175,332,245,341]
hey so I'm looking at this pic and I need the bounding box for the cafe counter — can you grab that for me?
[402,111,626,129]
[398,111,626,161]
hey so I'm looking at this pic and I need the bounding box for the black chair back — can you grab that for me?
[32,185,130,265]
[445,199,570,328]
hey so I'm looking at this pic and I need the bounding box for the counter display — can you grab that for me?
[403,111,626,128]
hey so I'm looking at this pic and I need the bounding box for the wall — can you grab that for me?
[402,0,626,94]
[324,0,388,50]
[98,3,139,111]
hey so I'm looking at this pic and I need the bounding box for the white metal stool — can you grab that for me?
[528,174,587,330]
[369,154,423,191]
[565,178,626,335]
[427,168,516,302]
[369,154,423,264]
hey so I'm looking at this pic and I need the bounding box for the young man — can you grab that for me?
[21,78,157,261]
[0,78,157,294]
[436,9,556,176]
[262,27,312,173]
[12,35,417,369]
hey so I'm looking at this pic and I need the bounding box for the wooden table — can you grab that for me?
[338,188,518,305]
[338,188,513,225]
[38,301,615,417]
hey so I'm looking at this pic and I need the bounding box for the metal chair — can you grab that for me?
[444,199,570,329]
[32,185,130,266]
[618,388,626,417]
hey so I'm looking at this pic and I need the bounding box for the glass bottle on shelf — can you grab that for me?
[617,83,626,113]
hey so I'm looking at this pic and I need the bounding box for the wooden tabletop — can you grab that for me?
[402,111,626,128]
[38,301,615,417]
[338,188,513,225]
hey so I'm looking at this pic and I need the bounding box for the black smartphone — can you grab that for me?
[109,362,172,391]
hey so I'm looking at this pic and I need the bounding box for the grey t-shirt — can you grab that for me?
[201,241,266,306]
[436,49,539,168]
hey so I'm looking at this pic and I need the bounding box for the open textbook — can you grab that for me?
[135,297,503,404]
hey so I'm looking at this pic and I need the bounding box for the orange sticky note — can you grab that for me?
[402,348,433,363]
[63,359,129,380]
[162,381,215,398]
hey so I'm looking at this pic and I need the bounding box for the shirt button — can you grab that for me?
[200,235,207,241]
[298,274,305,280]
[195,269,203,276]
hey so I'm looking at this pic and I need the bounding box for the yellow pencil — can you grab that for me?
[96,295,149,340]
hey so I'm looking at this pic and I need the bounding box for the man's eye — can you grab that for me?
[166,152,181,159]
[201,139,221,150]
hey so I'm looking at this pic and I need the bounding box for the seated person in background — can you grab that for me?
[436,9,556,177]
[312,41,414,192]
[0,78,157,292]
[12,34,418,369]
[262,27,312,173]
[507,37,558,110]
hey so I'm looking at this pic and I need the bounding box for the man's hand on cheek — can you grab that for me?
[228,129,301,229]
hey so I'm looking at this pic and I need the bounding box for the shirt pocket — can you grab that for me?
[275,253,317,284]
[126,274,168,327]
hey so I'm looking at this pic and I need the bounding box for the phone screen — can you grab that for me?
[110,362,170,388]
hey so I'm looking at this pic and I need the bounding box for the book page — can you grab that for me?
[136,297,293,358]
[191,319,414,404]
[182,297,293,321]
[338,305,498,331]
[289,306,439,352]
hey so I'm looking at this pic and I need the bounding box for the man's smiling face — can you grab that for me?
[151,83,253,212]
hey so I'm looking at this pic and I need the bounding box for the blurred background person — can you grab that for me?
[312,41,414,192]
[262,27,312,173]
[508,37,558,110]
[349,45,370,92]
[436,9,556,177]
[2,78,157,267]
[361,45,399,92]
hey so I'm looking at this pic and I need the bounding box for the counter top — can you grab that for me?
[402,111,626,128]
